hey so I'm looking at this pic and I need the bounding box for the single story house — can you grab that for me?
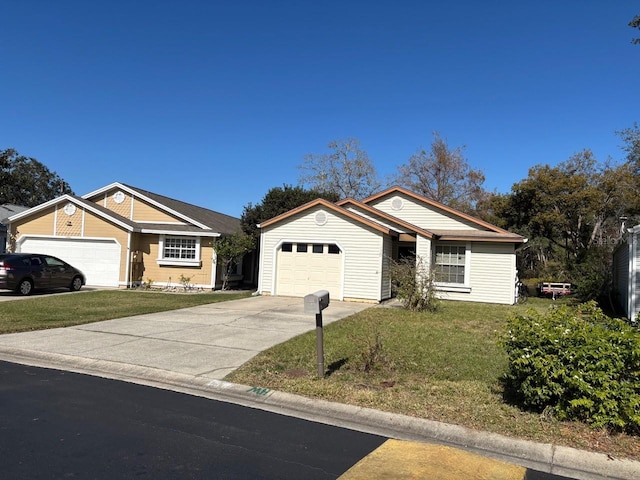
[257,186,526,305]
[1,204,29,253]
[612,225,640,322]
[6,182,244,289]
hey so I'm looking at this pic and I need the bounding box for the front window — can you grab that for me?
[164,237,196,259]
[158,235,201,266]
[434,245,466,284]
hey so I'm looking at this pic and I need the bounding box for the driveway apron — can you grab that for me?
[0,295,370,379]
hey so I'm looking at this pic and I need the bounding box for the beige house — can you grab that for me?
[257,186,526,305]
[7,182,242,289]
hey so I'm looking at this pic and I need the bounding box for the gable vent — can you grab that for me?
[315,211,328,226]
[391,197,403,210]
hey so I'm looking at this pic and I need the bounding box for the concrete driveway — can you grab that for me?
[0,295,370,380]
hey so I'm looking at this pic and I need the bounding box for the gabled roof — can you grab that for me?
[336,198,435,239]
[82,182,240,235]
[259,198,395,236]
[362,186,514,235]
[8,195,139,231]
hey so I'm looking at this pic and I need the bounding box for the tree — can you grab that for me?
[393,132,486,213]
[618,122,640,171]
[240,185,339,240]
[214,232,255,291]
[298,138,381,200]
[630,15,640,44]
[0,148,73,206]
[493,150,638,299]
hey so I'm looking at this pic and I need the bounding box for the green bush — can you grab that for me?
[502,301,640,433]
[388,256,439,312]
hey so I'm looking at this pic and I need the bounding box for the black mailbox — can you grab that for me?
[304,290,330,314]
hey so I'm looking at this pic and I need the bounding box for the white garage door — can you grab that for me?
[276,242,342,299]
[18,237,121,287]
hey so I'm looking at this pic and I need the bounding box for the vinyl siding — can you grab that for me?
[82,210,130,284]
[11,207,56,239]
[612,239,630,318]
[133,234,214,288]
[260,206,386,301]
[438,242,516,305]
[11,205,131,285]
[370,193,483,231]
[89,189,182,223]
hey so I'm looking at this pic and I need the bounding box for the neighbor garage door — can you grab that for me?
[275,242,342,299]
[18,237,121,287]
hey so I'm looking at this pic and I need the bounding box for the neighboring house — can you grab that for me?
[1,204,29,253]
[612,225,639,323]
[257,186,526,305]
[6,182,243,289]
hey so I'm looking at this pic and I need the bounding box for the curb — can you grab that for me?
[0,347,638,480]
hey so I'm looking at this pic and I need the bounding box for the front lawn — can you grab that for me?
[226,297,640,461]
[0,290,252,333]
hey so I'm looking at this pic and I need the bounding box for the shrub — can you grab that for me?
[502,301,640,433]
[389,256,439,312]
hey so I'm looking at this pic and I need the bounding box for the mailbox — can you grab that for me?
[304,290,330,314]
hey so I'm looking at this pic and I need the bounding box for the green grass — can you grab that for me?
[0,290,252,333]
[226,296,640,461]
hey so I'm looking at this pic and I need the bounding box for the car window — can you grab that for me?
[43,256,65,267]
[30,257,42,266]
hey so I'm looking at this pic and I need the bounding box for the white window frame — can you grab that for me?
[433,242,471,293]
[157,235,201,267]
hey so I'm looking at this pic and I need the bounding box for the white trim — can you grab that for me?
[142,228,220,237]
[433,241,471,290]
[9,195,135,232]
[126,231,132,288]
[137,221,190,225]
[82,182,212,230]
[157,235,202,267]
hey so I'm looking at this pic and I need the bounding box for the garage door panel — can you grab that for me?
[18,237,121,287]
[276,243,342,299]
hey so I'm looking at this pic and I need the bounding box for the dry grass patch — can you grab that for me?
[226,298,640,461]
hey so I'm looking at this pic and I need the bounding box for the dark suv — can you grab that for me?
[0,253,85,296]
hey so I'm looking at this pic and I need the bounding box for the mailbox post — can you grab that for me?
[304,290,330,378]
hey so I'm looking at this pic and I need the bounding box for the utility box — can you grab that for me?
[304,290,330,314]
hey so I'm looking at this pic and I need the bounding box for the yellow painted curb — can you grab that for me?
[339,439,526,480]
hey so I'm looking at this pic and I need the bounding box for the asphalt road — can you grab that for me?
[0,361,583,479]
[0,360,385,479]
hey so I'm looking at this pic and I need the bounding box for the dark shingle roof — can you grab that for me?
[122,184,241,235]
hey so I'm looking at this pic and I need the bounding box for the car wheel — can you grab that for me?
[17,279,33,296]
[70,276,83,292]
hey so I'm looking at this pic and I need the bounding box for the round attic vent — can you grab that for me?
[113,191,125,204]
[391,197,403,210]
[63,203,76,216]
[315,211,327,226]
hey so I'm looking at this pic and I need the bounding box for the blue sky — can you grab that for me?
[1,1,638,217]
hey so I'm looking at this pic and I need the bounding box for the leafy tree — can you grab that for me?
[630,15,640,44]
[493,150,637,299]
[393,132,486,213]
[298,138,381,200]
[241,185,339,239]
[214,231,255,291]
[0,148,73,206]
[618,122,640,171]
